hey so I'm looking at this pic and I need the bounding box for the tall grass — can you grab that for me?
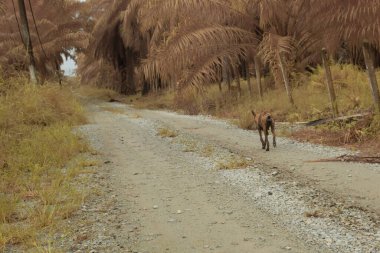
[0,78,89,251]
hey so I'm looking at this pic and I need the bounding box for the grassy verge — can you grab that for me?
[129,64,380,153]
[0,77,92,251]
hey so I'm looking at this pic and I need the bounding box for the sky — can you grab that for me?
[61,57,77,76]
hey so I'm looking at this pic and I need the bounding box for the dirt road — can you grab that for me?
[75,101,380,253]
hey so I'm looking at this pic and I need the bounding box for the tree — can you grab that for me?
[321,48,339,117]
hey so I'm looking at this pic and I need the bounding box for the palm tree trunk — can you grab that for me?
[120,67,128,94]
[245,60,253,98]
[124,49,136,95]
[235,70,241,99]
[321,48,338,117]
[218,78,222,92]
[18,0,37,84]
[223,60,231,92]
[141,77,150,96]
[278,52,294,105]
[226,64,232,92]
[217,66,223,92]
[254,56,263,99]
[362,42,380,113]
[55,61,62,87]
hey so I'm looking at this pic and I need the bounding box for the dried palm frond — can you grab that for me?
[142,23,258,87]
[325,0,380,49]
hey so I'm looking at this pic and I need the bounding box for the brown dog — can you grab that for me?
[251,111,276,151]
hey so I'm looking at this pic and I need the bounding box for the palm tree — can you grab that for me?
[0,0,89,81]
[141,0,324,106]
[257,0,326,105]
[324,0,380,113]
[92,0,161,95]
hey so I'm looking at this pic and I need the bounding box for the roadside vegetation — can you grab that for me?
[0,76,91,251]
[132,64,378,122]
[71,0,380,154]
[130,63,380,153]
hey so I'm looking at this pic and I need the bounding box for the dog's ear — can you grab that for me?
[251,110,256,117]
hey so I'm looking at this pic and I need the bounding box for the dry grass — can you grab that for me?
[201,145,214,157]
[217,156,251,170]
[0,79,90,251]
[157,127,178,138]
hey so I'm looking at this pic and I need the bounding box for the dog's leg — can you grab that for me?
[271,123,276,148]
[265,130,270,151]
[259,129,265,149]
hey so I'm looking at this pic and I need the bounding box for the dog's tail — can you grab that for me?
[266,115,273,129]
